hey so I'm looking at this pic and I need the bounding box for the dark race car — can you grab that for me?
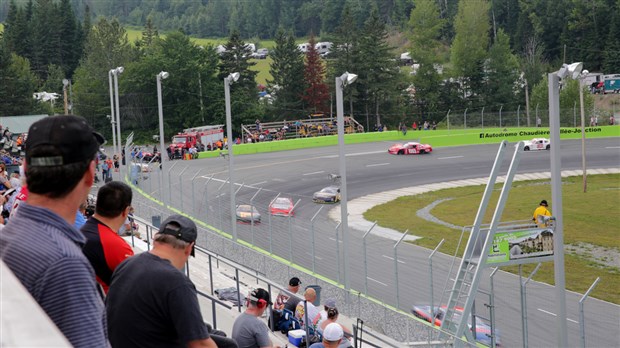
[388,141,432,155]
[235,204,261,223]
[313,186,340,203]
[412,305,501,347]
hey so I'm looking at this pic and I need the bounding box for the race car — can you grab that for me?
[313,186,341,203]
[412,305,501,347]
[523,138,550,151]
[269,197,295,216]
[235,204,261,223]
[388,142,433,155]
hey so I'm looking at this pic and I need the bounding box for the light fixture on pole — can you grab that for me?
[157,71,169,204]
[548,61,582,348]
[113,66,124,179]
[336,71,357,291]
[108,70,118,165]
[224,72,240,241]
[578,69,589,193]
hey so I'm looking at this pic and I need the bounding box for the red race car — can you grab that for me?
[388,142,432,155]
[269,197,295,216]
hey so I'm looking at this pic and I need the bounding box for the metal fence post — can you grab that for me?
[446,109,451,132]
[489,267,499,348]
[203,174,214,223]
[363,221,377,295]
[574,101,577,128]
[288,199,301,264]
[216,178,229,230]
[428,238,445,317]
[335,221,341,283]
[165,160,179,206]
[268,193,280,254]
[517,105,521,128]
[249,187,262,247]
[520,263,541,348]
[499,105,503,128]
[310,206,324,273]
[579,277,601,348]
[394,229,408,309]
[190,168,203,216]
[177,166,189,212]
[535,103,539,127]
[464,108,468,129]
[481,107,485,129]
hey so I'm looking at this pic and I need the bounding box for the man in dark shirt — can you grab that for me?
[81,181,134,293]
[106,215,218,348]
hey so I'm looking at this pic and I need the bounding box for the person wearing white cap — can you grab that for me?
[309,323,352,348]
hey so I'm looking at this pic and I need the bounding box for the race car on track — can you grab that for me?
[235,204,261,223]
[269,197,295,216]
[388,142,433,155]
[523,138,550,151]
[313,186,341,203]
[412,305,501,347]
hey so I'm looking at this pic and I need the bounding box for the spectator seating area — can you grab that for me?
[242,115,364,143]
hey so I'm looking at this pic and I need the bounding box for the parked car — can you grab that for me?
[251,48,268,59]
[388,142,433,155]
[411,305,501,347]
[522,138,550,151]
[236,204,261,223]
[269,197,295,216]
[313,186,341,203]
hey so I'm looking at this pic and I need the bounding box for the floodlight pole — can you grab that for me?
[336,72,356,292]
[225,73,239,241]
[113,67,124,180]
[108,70,117,176]
[548,71,568,347]
[578,76,587,192]
[156,71,168,205]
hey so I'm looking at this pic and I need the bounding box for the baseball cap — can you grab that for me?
[323,323,343,342]
[26,116,105,167]
[324,298,337,309]
[249,288,272,305]
[159,215,198,256]
[289,277,301,287]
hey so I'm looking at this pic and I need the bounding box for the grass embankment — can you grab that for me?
[364,174,620,304]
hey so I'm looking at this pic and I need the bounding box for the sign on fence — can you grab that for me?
[487,228,554,266]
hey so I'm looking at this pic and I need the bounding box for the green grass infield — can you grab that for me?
[196,126,619,158]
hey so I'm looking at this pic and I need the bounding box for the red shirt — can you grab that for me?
[81,217,134,293]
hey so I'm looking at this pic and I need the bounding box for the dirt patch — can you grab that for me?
[565,242,620,271]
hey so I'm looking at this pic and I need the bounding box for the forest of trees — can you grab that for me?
[1,0,618,141]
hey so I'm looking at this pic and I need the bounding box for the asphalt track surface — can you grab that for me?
[142,137,620,347]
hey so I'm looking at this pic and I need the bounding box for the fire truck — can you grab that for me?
[169,125,224,159]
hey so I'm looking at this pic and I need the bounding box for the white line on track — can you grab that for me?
[366,163,390,167]
[367,277,388,287]
[328,237,343,243]
[320,150,386,159]
[537,308,578,323]
[382,255,406,264]
[303,171,325,176]
[307,252,323,260]
[250,181,267,186]
[437,156,464,160]
[605,146,620,149]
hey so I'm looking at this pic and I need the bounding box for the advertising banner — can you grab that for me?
[487,228,554,266]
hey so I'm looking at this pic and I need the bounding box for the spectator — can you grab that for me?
[400,123,407,135]
[610,115,615,125]
[295,288,321,330]
[81,181,134,293]
[0,163,12,192]
[533,199,552,227]
[310,323,352,348]
[319,298,337,322]
[317,307,352,339]
[74,200,88,229]
[0,115,108,347]
[412,121,418,130]
[106,215,235,348]
[432,121,437,130]
[275,276,302,311]
[232,288,280,348]
[113,154,119,172]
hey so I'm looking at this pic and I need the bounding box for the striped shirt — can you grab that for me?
[0,202,109,347]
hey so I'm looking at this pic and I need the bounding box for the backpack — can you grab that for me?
[276,309,301,334]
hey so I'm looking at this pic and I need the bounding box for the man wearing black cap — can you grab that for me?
[0,115,109,347]
[533,199,552,227]
[232,288,281,348]
[106,214,224,348]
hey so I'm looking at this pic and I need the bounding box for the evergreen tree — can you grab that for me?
[137,16,159,52]
[485,29,520,109]
[603,0,620,72]
[0,40,38,115]
[57,0,81,78]
[268,29,306,119]
[302,34,329,113]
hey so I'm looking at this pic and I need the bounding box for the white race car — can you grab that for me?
[523,138,550,151]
